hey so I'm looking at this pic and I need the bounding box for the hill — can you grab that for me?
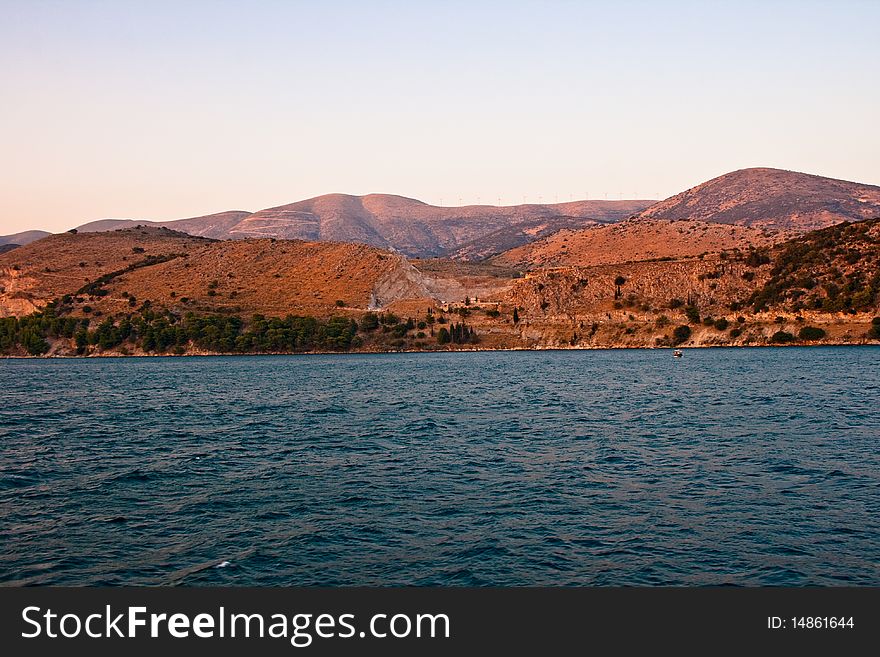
[0,226,430,320]
[743,217,880,314]
[76,238,430,319]
[0,227,213,316]
[0,230,52,247]
[1,220,878,355]
[633,168,880,231]
[491,219,879,349]
[491,219,784,269]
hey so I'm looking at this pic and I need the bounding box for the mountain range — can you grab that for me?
[3,168,879,266]
[70,196,650,259]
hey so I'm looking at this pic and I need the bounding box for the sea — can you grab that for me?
[1,347,878,586]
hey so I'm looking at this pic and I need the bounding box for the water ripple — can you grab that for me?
[1,346,879,586]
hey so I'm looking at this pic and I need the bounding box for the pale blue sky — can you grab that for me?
[2,0,878,233]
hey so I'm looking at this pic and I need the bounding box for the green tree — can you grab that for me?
[360,312,379,331]
[614,275,626,299]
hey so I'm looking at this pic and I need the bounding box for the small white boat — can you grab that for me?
[673,349,683,358]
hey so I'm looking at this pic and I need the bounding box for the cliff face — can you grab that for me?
[503,258,759,318]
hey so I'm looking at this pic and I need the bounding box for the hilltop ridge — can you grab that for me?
[633,167,880,231]
[67,195,651,259]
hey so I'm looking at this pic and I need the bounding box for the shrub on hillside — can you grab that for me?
[798,326,826,341]
[770,330,796,344]
[360,313,379,331]
[672,325,691,345]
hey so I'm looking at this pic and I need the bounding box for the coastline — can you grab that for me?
[3,340,878,359]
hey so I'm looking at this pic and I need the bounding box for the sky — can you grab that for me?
[1,0,879,234]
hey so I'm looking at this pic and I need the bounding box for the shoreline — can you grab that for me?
[2,340,878,360]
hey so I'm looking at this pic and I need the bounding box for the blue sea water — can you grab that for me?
[1,347,878,586]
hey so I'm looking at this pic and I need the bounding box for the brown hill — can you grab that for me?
[85,239,430,318]
[488,220,879,349]
[634,167,880,231]
[2,221,878,355]
[0,227,212,316]
[491,219,785,269]
[71,196,650,259]
[0,227,431,319]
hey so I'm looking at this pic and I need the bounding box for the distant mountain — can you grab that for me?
[72,196,651,259]
[228,195,651,258]
[0,244,20,255]
[76,210,252,239]
[633,167,880,231]
[0,230,51,246]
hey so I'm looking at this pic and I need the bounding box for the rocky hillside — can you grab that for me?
[633,168,880,231]
[743,217,880,314]
[0,227,431,320]
[491,219,784,269]
[487,221,879,349]
[2,214,879,356]
[0,228,212,316]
